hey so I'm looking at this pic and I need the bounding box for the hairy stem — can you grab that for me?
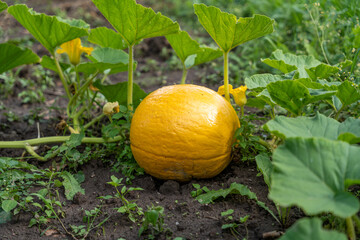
[353,215,360,234]
[54,53,71,99]
[180,66,188,84]
[127,44,134,113]
[0,135,123,149]
[67,71,99,118]
[223,51,230,102]
[346,217,356,240]
[83,113,105,130]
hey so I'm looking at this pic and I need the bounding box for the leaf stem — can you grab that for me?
[54,53,71,99]
[127,44,134,113]
[334,105,345,120]
[0,135,123,149]
[67,71,99,118]
[353,215,360,234]
[180,67,188,84]
[223,51,230,102]
[346,217,356,240]
[83,113,105,130]
[24,143,46,161]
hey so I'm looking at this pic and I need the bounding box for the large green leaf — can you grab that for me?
[88,27,128,49]
[0,43,40,74]
[245,74,285,91]
[93,81,147,109]
[264,112,360,144]
[269,137,360,218]
[61,171,85,201]
[336,81,360,107]
[0,0,7,13]
[262,50,330,78]
[194,4,274,52]
[267,80,335,115]
[267,80,308,115]
[305,63,339,80]
[8,4,89,53]
[92,0,179,46]
[166,30,222,69]
[279,218,347,240]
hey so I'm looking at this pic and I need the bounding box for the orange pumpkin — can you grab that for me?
[130,84,240,181]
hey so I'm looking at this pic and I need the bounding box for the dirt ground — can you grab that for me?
[0,0,303,239]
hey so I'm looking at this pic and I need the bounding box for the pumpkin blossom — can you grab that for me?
[217,84,233,96]
[56,38,93,65]
[103,102,120,115]
[230,85,247,107]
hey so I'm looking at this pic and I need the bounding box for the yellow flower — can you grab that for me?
[230,85,247,107]
[217,84,233,96]
[56,38,93,65]
[103,102,120,115]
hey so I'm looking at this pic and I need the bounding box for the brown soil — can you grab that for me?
[0,0,303,239]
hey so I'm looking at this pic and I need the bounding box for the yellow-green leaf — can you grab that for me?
[166,30,222,69]
[194,4,274,52]
[8,4,89,53]
[88,27,128,49]
[0,43,40,74]
[92,0,179,46]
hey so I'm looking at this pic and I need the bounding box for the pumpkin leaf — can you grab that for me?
[88,27,128,49]
[166,30,222,69]
[267,80,335,115]
[279,218,347,240]
[255,153,272,188]
[267,80,308,115]
[245,74,285,91]
[8,4,89,53]
[269,137,360,218]
[0,43,40,74]
[262,50,325,78]
[92,0,179,46]
[305,63,339,80]
[93,81,147,109]
[0,0,7,13]
[336,81,360,107]
[61,171,85,201]
[194,4,274,53]
[77,47,131,74]
[264,112,360,143]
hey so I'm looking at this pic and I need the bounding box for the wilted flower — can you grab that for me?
[230,85,247,107]
[103,102,120,115]
[217,84,233,96]
[56,38,93,65]
[89,83,99,91]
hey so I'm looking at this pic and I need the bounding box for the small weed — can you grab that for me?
[233,114,269,162]
[103,175,143,223]
[190,183,210,198]
[221,209,249,240]
[139,205,170,239]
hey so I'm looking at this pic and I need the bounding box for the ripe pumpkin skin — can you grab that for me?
[130,84,240,181]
